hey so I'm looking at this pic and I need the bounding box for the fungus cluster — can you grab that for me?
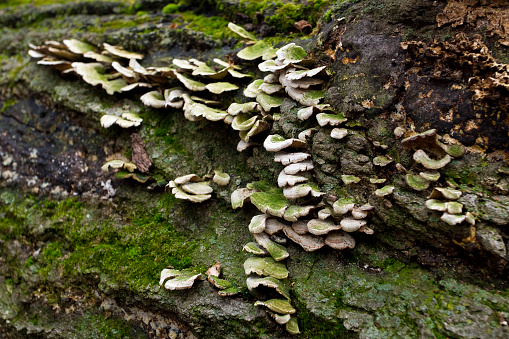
[165,171,230,203]
[28,21,483,337]
[158,262,240,296]
[401,129,464,192]
[426,187,475,226]
[101,154,152,183]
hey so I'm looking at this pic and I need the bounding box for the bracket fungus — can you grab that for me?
[212,170,230,186]
[167,174,212,203]
[283,205,314,222]
[159,269,203,291]
[325,231,356,250]
[244,257,289,279]
[249,214,271,234]
[283,161,314,175]
[243,242,267,255]
[307,218,341,235]
[282,225,325,252]
[375,185,395,197]
[100,112,142,129]
[274,151,311,165]
[316,113,348,127]
[246,276,291,300]
[255,299,296,315]
[413,150,452,170]
[341,175,361,185]
[405,173,431,191]
[373,155,394,167]
[250,190,289,218]
[30,27,382,336]
[331,128,349,140]
[428,187,462,200]
[253,232,289,261]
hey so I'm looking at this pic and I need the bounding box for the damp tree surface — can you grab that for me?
[1,1,509,338]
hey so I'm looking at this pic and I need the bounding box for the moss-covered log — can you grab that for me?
[1,0,508,338]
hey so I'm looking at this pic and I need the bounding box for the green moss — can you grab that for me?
[75,312,147,339]
[0,98,17,113]
[174,11,234,40]
[0,190,196,291]
[162,3,180,14]
[87,15,155,33]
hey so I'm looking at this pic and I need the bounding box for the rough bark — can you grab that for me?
[1,0,508,338]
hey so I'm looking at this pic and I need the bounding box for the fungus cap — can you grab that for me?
[253,232,289,261]
[249,214,270,234]
[259,82,283,94]
[425,199,448,211]
[205,82,239,94]
[174,174,202,185]
[103,43,143,59]
[318,207,332,220]
[175,72,206,91]
[340,218,367,232]
[341,175,361,185]
[375,185,395,197]
[246,276,291,300]
[213,170,230,186]
[140,91,166,108]
[256,93,284,112]
[276,43,307,64]
[401,129,438,150]
[332,199,355,215]
[373,156,393,167]
[282,225,325,251]
[254,299,296,315]
[243,242,266,255]
[292,220,309,235]
[285,66,326,80]
[405,173,430,191]
[228,22,258,40]
[441,212,466,225]
[231,188,257,209]
[227,102,258,115]
[316,113,347,127]
[420,171,441,181]
[265,219,286,235]
[208,275,232,290]
[325,231,356,250]
[237,140,258,152]
[231,114,258,131]
[205,262,221,278]
[243,257,289,279]
[283,184,313,199]
[238,41,275,60]
[286,318,300,335]
[181,181,213,195]
[250,191,288,218]
[428,187,462,200]
[331,128,349,140]
[271,313,291,325]
[274,151,311,165]
[172,187,211,203]
[351,207,368,219]
[307,218,341,235]
[283,205,314,222]
[447,201,463,214]
[413,149,452,170]
[283,161,314,175]
[162,271,203,290]
[278,171,309,187]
